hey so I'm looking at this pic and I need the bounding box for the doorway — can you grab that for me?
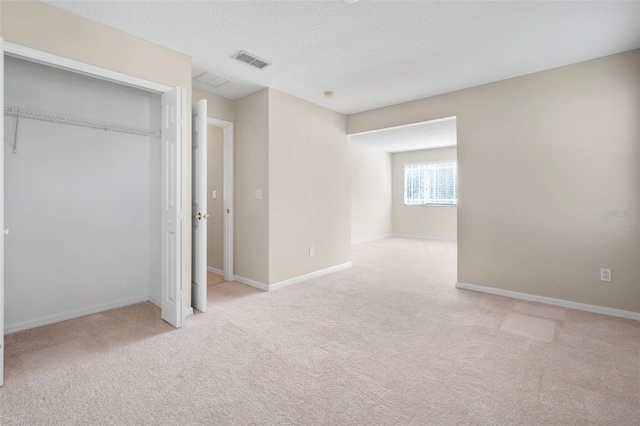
[206,124,225,278]
[208,117,234,283]
[349,116,458,244]
[190,103,234,313]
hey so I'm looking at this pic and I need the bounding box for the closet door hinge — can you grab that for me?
[180,209,185,221]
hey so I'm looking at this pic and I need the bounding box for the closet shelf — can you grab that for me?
[4,105,161,137]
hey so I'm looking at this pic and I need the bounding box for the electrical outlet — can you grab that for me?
[309,246,314,256]
[212,190,217,199]
[600,268,611,282]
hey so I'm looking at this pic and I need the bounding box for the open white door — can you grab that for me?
[160,87,185,328]
[1,37,5,387]
[191,100,207,313]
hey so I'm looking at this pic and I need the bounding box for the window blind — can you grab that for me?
[404,164,427,205]
[427,162,457,205]
[403,162,457,205]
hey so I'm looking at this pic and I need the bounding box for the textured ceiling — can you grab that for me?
[46,1,640,115]
[351,117,456,153]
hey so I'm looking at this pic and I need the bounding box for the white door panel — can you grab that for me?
[161,87,185,328]
[191,100,207,312]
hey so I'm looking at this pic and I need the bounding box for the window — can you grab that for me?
[404,164,427,205]
[404,162,457,205]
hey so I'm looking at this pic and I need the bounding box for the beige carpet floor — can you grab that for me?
[1,237,638,425]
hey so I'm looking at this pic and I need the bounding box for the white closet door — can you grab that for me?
[191,100,207,313]
[1,37,5,387]
[160,87,185,328]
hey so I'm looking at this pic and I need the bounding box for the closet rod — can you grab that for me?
[4,105,161,137]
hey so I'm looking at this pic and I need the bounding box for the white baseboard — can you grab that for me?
[352,234,392,245]
[456,282,640,322]
[5,296,150,334]
[207,266,224,276]
[233,275,270,291]
[234,261,353,292]
[185,306,194,316]
[269,262,353,291]
[392,234,457,242]
[149,296,161,308]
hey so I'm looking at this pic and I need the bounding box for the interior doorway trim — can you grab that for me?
[207,117,234,281]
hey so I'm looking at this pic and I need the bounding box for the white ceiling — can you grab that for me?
[351,117,456,153]
[46,1,640,115]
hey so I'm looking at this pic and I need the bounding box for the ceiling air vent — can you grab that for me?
[233,51,271,70]
[193,71,230,88]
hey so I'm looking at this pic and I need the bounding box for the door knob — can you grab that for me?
[192,213,210,220]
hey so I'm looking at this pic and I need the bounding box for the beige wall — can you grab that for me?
[349,50,640,313]
[1,1,195,305]
[350,144,392,243]
[392,147,457,241]
[193,89,235,123]
[206,125,224,271]
[268,89,351,284]
[234,89,270,284]
[1,2,190,90]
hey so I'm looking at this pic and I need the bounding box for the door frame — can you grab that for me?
[207,117,234,281]
[1,42,187,327]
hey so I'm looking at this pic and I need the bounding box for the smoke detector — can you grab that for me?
[193,71,230,88]
[233,51,271,70]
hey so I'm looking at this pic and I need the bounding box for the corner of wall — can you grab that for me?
[350,143,393,243]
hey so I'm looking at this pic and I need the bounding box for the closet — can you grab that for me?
[3,55,164,333]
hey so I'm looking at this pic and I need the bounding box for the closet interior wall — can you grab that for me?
[3,56,162,333]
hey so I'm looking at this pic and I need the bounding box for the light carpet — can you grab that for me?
[1,237,638,425]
